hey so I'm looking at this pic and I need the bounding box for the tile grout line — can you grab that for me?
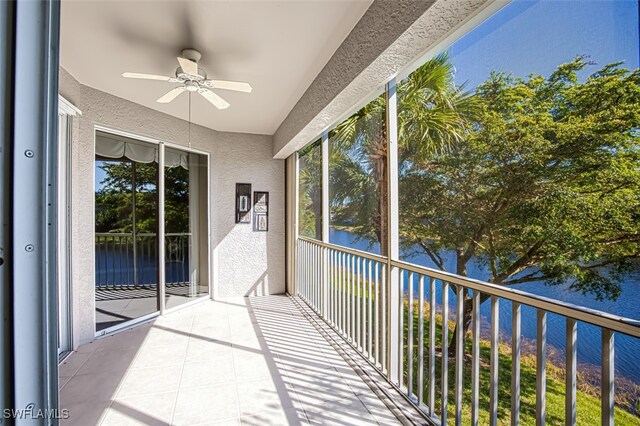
[226,300,243,424]
[170,307,197,425]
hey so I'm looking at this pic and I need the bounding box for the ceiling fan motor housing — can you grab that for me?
[176,67,207,81]
[184,81,199,92]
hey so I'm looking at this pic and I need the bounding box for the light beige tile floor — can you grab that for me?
[59,295,401,425]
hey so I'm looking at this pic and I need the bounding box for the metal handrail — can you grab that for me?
[391,258,640,338]
[95,232,191,237]
[298,235,387,263]
[298,236,640,338]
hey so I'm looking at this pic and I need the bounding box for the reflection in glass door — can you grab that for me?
[164,148,209,309]
[94,133,159,332]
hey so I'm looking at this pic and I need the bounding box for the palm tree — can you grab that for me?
[298,141,323,240]
[330,52,479,355]
[330,52,479,255]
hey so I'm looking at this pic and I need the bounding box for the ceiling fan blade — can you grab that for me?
[157,86,185,103]
[205,79,252,93]
[199,89,230,109]
[177,56,198,76]
[122,72,173,81]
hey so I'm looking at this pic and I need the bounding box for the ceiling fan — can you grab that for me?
[122,48,251,110]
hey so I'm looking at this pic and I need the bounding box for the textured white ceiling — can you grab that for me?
[60,0,371,135]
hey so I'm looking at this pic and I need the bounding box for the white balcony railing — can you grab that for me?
[296,236,640,426]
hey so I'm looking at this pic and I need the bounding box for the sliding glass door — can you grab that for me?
[94,131,209,333]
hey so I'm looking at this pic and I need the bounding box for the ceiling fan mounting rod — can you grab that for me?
[181,48,201,63]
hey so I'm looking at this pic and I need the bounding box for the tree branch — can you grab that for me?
[417,239,446,271]
[502,272,554,285]
[492,240,544,284]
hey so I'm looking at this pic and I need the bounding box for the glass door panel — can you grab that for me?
[164,149,209,309]
[94,134,159,332]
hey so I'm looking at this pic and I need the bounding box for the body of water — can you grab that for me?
[329,228,640,382]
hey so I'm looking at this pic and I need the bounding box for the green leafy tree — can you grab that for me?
[399,56,640,352]
[95,161,189,234]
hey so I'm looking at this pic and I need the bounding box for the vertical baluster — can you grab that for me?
[103,236,108,288]
[328,249,332,322]
[334,250,338,325]
[332,250,336,325]
[471,290,480,426]
[455,286,464,426]
[359,257,364,351]
[362,259,367,355]
[354,256,362,349]
[375,261,380,365]
[417,276,425,406]
[351,255,356,343]
[317,245,321,310]
[428,277,436,415]
[344,253,348,337]
[316,245,320,310]
[490,296,499,426]
[343,252,348,336]
[310,243,313,303]
[119,235,123,285]
[102,236,106,288]
[318,245,322,311]
[304,242,308,299]
[301,242,305,298]
[399,271,405,388]
[368,259,373,359]
[536,309,547,426]
[381,263,387,372]
[123,235,127,285]
[308,243,312,301]
[339,252,344,334]
[95,236,100,288]
[408,273,414,396]
[296,243,299,296]
[309,243,313,304]
[347,254,352,342]
[108,236,112,288]
[441,281,449,426]
[344,253,349,338]
[565,318,577,426]
[512,302,522,426]
[302,243,306,298]
[601,329,614,426]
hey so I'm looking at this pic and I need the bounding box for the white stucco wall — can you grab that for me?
[58,68,284,346]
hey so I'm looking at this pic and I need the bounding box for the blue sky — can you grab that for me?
[448,0,639,89]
